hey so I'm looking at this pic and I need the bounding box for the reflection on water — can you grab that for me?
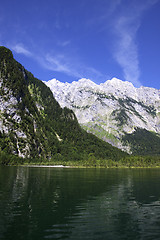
[0,167,160,240]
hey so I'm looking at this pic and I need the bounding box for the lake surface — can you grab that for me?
[0,166,160,240]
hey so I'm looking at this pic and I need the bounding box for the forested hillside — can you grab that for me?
[122,128,160,155]
[0,46,127,164]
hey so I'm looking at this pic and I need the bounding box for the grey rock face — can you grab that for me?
[45,77,160,153]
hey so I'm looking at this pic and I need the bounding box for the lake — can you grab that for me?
[0,166,160,240]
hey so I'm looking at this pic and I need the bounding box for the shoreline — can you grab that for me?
[18,164,160,169]
[22,164,71,168]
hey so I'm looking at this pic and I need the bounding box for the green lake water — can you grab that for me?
[0,166,160,240]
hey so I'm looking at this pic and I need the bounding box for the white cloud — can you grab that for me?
[8,41,105,82]
[11,43,32,57]
[113,15,141,87]
[111,0,159,87]
[42,54,82,79]
[38,52,105,82]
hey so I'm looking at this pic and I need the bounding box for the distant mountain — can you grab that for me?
[0,46,126,162]
[45,78,160,155]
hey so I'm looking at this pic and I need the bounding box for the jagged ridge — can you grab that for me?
[45,77,160,154]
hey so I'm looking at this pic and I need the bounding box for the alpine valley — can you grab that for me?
[0,46,127,165]
[45,77,160,155]
[0,46,160,167]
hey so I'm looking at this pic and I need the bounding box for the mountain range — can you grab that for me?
[0,46,126,163]
[0,46,160,163]
[45,77,160,155]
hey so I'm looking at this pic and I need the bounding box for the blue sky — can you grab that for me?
[0,0,160,89]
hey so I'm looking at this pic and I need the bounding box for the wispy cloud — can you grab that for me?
[37,52,105,82]
[113,15,141,87]
[111,0,159,87]
[44,54,82,78]
[8,41,105,82]
[58,40,71,47]
[11,43,32,57]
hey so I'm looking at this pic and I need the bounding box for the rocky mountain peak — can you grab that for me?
[45,77,160,153]
[75,78,97,88]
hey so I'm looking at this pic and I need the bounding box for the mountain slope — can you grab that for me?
[45,78,160,155]
[122,128,160,155]
[0,46,127,162]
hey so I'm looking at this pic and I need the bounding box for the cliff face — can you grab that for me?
[46,77,160,154]
[0,46,67,158]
